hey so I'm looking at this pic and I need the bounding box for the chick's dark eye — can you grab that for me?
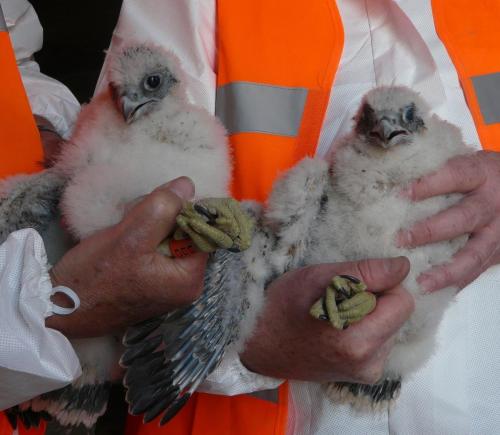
[145,74,162,91]
[402,104,415,123]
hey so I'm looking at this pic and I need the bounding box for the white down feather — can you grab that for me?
[58,86,230,240]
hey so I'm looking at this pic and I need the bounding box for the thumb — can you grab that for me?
[120,177,195,250]
[352,256,410,292]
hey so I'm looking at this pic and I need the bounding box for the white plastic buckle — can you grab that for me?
[50,286,81,316]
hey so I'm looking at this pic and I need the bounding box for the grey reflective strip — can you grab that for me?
[248,388,280,404]
[216,82,308,136]
[471,73,500,125]
[0,3,6,31]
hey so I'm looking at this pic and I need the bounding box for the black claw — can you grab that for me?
[321,297,330,321]
[194,204,217,223]
[335,284,351,299]
[339,274,361,284]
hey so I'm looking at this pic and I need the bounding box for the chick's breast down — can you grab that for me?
[311,98,472,377]
[58,50,229,240]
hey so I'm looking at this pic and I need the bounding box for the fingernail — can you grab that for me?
[162,177,195,200]
[384,256,408,274]
[398,230,413,248]
[400,182,415,200]
[418,274,435,293]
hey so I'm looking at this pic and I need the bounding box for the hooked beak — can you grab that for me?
[370,118,409,148]
[121,96,156,124]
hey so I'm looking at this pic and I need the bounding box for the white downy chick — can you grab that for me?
[1,43,231,430]
[265,86,473,409]
[60,44,230,239]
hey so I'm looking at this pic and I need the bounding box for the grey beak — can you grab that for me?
[371,118,408,147]
[121,96,139,124]
[120,96,156,124]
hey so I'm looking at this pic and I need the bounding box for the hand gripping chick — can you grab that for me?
[262,86,473,410]
[0,43,253,430]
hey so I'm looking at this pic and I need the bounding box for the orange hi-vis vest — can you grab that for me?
[130,1,500,434]
[0,4,42,180]
[0,4,45,435]
[3,1,500,434]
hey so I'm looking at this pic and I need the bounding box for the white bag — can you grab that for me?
[0,229,80,410]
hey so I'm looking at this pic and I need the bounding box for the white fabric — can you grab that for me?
[1,0,42,61]
[0,0,80,138]
[100,0,500,433]
[317,0,481,158]
[94,0,217,113]
[0,229,81,410]
[201,350,283,396]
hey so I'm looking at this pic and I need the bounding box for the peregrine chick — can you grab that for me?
[264,86,473,409]
[0,43,248,430]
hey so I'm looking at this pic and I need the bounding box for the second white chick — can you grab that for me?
[265,86,473,409]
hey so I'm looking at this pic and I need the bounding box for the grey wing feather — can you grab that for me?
[8,380,111,431]
[121,249,246,425]
[4,406,51,431]
[26,382,112,429]
[0,169,67,243]
[0,169,113,430]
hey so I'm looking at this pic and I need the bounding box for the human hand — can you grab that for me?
[240,257,413,384]
[399,151,500,292]
[46,177,208,338]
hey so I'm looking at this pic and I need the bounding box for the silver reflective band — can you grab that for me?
[471,72,500,125]
[216,82,308,136]
[248,388,280,404]
[0,3,6,32]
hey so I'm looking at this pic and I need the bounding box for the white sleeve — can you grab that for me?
[0,229,81,411]
[2,0,81,138]
[96,0,283,396]
[18,63,81,139]
[94,0,217,112]
[199,350,284,396]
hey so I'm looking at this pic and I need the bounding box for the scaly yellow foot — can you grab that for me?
[310,275,376,329]
[174,198,254,253]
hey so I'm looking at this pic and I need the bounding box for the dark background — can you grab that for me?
[30,0,123,103]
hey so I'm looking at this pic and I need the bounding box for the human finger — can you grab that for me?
[344,285,414,348]
[349,338,395,384]
[398,193,494,247]
[301,257,410,301]
[120,177,195,250]
[405,153,485,201]
[346,257,410,293]
[418,222,500,293]
[139,251,208,307]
